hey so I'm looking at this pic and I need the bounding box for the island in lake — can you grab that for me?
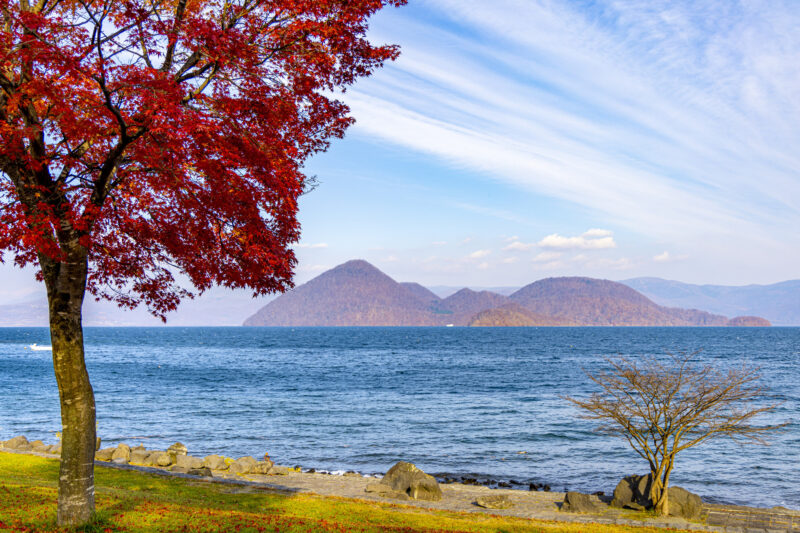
[243,260,770,327]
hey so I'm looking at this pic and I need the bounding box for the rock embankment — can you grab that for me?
[1,435,292,478]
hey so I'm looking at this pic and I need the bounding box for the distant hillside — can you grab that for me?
[244,261,771,327]
[438,289,511,325]
[399,282,441,307]
[622,278,800,326]
[508,277,731,326]
[243,260,438,326]
[469,303,575,327]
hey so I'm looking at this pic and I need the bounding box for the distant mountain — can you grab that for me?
[438,288,511,325]
[0,288,270,327]
[244,261,771,327]
[243,260,437,326]
[621,278,800,326]
[427,285,521,298]
[469,303,575,327]
[399,282,441,307]
[508,277,731,326]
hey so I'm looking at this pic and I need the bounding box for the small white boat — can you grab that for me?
[29,343,52,351]
[445,324,454,327]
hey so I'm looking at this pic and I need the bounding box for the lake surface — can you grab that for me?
[1,327,797,508]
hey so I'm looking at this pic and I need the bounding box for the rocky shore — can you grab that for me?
[2,435,798,532]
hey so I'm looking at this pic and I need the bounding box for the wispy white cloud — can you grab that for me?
[351,0,800,247]
[653,251,688,263]
[537,230,617,250]
[469,249,491,259]
[295,243,329,249]
[503,240,535,251]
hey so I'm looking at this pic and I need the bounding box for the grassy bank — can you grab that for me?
[0,451,686,532]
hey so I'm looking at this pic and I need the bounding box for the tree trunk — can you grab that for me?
[44,254,96,527]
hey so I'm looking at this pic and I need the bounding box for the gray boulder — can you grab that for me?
[475,495,514,509]
[666,486,703,519]
[130,449,150,464]
[167,442,188,460]
[251,459,274,474]
[561,492,603,513]
[202,454,227,470]
[611,474,702,518]
[95,448,116,462]
[111,444,131,462]
[153,452,173,467]
[380,462,442,502]
[229,456,258,475]
[170,466,190,474]
[4,435,32,451]
[268,465,290,475]
[175,455,203,470]
[30,440,47,452]
[611,474,653,509]
[111,457,128,465]
[188,467,212,477]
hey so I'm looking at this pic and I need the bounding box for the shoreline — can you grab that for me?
[2,438,798,532]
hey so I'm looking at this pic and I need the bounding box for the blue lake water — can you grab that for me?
[0,326,797,508]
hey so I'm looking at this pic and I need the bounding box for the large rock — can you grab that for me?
[4,435,32,451]
[380,462,442,502]
[561,492,603,513]
[666,486,703,519]
[229,456,258,475]
[202,454,227,470]
[175,455,203,470]
[130,449,150,464]
[611,474,653,509]
[95,448,116,462]
[475,495,514,509]
[251,461,274,475]
[153,452,173,467]
[111,443,131,462]
[611,474,702,518]
[167,442,188,460]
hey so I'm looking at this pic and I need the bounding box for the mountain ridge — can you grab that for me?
[243,260,773,327]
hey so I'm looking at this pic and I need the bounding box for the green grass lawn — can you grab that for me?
[0,451,689,532]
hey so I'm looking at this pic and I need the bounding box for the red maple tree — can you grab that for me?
[0,0,404,525]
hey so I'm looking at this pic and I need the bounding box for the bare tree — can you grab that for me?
[566,352,786,516]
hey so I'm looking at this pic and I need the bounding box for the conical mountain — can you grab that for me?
[243,260,437,326]
[438,288,510,325]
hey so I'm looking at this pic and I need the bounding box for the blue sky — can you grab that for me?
[293,0,800,287]
[3,0,800,312]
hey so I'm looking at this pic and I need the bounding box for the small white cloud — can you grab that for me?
[384,255,399,262]
[653,251,688,263]
[502,257,519,264]
[469,249,491,259]
[295,243,329,249]
[571,253,589,262]
[505,235,520,242]
[503,240,536,251]
[583,228,613,238]
[538,231,616,250]
[534,251,563,262]
[461,237,472,244]
[477,261,490,270]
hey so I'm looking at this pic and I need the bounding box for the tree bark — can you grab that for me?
[43,252,96,527]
